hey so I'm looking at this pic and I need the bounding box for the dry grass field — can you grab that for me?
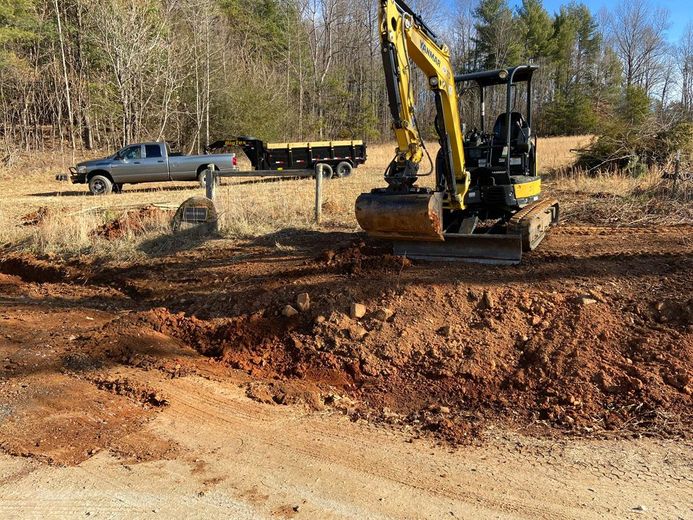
[0,135,689,259]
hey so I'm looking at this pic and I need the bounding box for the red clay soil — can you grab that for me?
[91,205,170,240]
[20,206,52,226]
[0,223,691,462]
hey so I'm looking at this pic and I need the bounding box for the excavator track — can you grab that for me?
[508,198,560,251]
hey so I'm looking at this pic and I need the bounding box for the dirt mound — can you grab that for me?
[111,289,691,443]
[320,241,412,274]
[21,206,51,226]
[0,255,71,283]
[91,205,170,240]
[2,223,691,448]
[134,308,353,387]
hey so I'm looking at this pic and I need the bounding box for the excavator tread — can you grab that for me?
[508,198,560,251]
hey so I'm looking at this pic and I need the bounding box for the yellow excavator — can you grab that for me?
[355,0,559,264]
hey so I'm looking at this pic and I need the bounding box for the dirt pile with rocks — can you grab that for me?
[91,205,170,240]
[1,225,691,451]
[110,279,691,443]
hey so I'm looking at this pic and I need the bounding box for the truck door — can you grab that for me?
[111,144,145,183]
[138,144,169,181]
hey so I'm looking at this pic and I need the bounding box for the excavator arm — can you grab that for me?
[380,0,468,206]
[356,0,469,241]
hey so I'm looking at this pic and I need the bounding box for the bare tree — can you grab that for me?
[87,0,168,145]
[53,0,77,161]
[677,22,693,113]
[609,0,670,95]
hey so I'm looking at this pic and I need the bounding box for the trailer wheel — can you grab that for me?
[335,161,353,178]
[315,163,333,179]
[88,175,113,195]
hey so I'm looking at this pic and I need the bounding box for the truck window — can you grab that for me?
[121,145,142,160]
[145,145,163,158]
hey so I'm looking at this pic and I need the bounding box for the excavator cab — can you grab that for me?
[457,65,540,216]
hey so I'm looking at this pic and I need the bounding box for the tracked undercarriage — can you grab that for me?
[357,194,560,265]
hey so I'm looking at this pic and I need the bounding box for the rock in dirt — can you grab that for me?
[577,295,598,306]
[374,308,394,322]
[437,325,453,337]
[428,404,451,414]
[349,324,368,341]
[350,303,367,319]
[480,291,494,309]
[283,305,299,318]
[296,293,310,312]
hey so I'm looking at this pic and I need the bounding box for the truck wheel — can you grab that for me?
[335,161,353,178]
[315,163,333,179]
[198,168,220,188]
[89,175,113,195]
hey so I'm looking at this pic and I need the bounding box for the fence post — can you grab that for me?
[206,164,216,201]
[315,164,323,224]
[673,150,681,194]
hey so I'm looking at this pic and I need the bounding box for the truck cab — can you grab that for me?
[110,143,171,183]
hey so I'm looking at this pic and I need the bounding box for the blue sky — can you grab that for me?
[442,0,691,42]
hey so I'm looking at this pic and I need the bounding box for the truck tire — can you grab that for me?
[198,168,220,188]
[315,163,333,179]
[335,161,353,178]
[89,175,113,195]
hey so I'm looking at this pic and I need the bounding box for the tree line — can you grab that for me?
[1,0,691,157]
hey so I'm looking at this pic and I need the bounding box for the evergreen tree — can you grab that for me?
[517,0,554,60]
[473,0,521,69]
[0,0,37,65]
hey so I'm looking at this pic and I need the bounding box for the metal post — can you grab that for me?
[315,164,323,224]
[206,164,216,201]
[673,151,681,194]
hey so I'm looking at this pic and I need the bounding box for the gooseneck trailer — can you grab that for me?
[207,137,367,178]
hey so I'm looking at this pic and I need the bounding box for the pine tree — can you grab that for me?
[473,0,521,69]
[517,0,554,61]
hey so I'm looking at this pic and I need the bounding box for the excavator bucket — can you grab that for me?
[355,191,445,241]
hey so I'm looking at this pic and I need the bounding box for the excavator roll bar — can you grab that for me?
[455,65,538,178]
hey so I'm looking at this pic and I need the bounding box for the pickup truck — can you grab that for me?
[67,142,238,195]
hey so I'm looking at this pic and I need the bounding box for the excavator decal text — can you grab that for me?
[419,40,441,68]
